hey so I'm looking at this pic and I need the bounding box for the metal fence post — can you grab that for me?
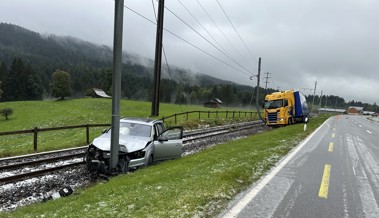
[175,114,177,124]
[226,110,228,118]
[33,127,38,152]
[198,111,201,120]
[208,111,210,118]
[86,124,90,144]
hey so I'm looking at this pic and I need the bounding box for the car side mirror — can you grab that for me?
[157,136,168,142]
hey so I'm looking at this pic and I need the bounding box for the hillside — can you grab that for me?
[0,23,234,86]
[0,23,262,105]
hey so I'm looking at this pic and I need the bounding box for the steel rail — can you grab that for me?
[0,121,264,184]
[0,161,84,184]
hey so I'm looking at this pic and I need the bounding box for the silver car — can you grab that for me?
[86,118,183,174]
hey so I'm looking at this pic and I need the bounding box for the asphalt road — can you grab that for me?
[221,115,379,218]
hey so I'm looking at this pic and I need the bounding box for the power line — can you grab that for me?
[123,4,252,76]
[195,0,256,72]
[177,0,250,75]
[163,2,253,75]
[216,0,258,62]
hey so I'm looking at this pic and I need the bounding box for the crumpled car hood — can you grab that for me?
[92,133,151,153]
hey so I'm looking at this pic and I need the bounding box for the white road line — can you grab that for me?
[222,119,330,218]
[366,130,372,134]
[359,125,362,127]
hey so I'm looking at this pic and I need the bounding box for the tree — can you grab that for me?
[2,58,25,101]
[0,81,3,100]
[0,108,13,120]
[50,70,72,100]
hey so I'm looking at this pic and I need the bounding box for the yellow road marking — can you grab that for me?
[328,142,334,152]
[332,133,335,138]
[319,164,331,199]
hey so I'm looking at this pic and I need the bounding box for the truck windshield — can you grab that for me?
[264,100,283,109]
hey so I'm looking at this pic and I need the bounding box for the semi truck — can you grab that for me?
[263,90,309,126]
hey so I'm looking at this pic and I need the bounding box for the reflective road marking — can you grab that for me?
[319,164,331,199]
[328,142,334,152]
[332,133,335,138]
[366,130,372,134]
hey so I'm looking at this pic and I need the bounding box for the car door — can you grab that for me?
[153,127,183,161]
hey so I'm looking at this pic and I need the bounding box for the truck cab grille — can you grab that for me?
[267,112,278,123]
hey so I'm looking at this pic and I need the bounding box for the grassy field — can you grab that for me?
[0,114,330,218]
[0,98,258,157]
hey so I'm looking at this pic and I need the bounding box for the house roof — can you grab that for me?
[93,88,111,98]
[347,106,364,111]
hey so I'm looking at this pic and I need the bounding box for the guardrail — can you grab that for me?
[0,124,110,152]
[161,110,258,124]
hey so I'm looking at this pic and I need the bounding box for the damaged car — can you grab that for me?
[85,118,183,175]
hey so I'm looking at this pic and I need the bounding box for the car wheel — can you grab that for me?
[147,155,153,166]
[117,155,130,173]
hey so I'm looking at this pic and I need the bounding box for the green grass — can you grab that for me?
[0,98,257,157]
[0,114,330,218]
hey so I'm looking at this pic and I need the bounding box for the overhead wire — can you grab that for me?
[122,4,251,76]
[215,0,259,66]
[196,0,256,72]
[177,0,247,73]
[162,2,253,76]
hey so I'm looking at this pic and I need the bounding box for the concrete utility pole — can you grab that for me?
[310,81,317,114]
[319,90,323,108]
[256,58,264,122]
[110,0,124,171]
[151,0,165,116]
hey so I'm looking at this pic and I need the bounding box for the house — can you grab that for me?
[345,106,364,115]
[204,98,222,108]
[88,88,111,98]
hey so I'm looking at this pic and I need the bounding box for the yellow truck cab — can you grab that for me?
[263,90,309,126]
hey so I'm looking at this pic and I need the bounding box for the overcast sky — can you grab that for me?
[1,0,378,104]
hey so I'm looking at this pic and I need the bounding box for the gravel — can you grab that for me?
[0,124,269,212]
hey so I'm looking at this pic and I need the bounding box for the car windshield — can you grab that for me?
[264,99,283,109]
[119,122,152,137]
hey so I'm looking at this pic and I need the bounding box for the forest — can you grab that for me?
[0,22,377,111]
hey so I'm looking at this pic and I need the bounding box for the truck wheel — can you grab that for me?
[288,118,293,125]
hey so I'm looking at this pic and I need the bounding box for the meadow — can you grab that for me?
[0,98,258,157]
[0,111,329,217]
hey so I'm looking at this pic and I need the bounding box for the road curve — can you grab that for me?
[221,115,379,218]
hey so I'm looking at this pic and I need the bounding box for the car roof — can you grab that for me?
[120,117,161,125]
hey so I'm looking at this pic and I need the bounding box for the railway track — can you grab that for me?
[0,120,264,185]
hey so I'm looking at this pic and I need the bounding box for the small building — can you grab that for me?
[204,98,222,108]
[345,106,364,115]
[88,88,111,98]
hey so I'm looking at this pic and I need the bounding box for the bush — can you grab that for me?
[0,108,13,120]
